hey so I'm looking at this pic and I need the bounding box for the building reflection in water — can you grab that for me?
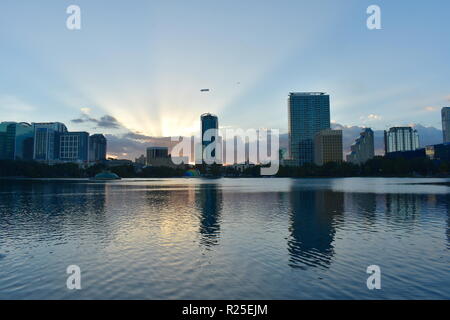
[384,193,422,226]
[0,180,107,242]
[344,192,378,227]
[435,194,450,247]
[195,184,223,248]
[288,187,344,269]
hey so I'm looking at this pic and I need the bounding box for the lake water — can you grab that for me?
[0,178,449,300]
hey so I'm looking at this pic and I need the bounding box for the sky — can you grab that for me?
[1,0,449,158]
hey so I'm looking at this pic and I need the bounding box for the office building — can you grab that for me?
[442,107,450,143]
[147,146,170,167]
[59,132,89,163]
[384,127,419,154]
[135,154,146,165]
[0,122,34,160]
[385,148,426,160]
[89,134,107,162]
[314,129,343,166]
[346,128,375,164]
[0,122,17,160]
[201,113,219,164]
[288,92,330,165]
[33,122,68,161]
[426,143,450,161]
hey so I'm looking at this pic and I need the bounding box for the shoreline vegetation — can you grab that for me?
[1,157,450,179]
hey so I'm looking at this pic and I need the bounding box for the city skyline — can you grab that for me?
[1,1,450,305]
[1,105,447,162]
[1,0,450,144]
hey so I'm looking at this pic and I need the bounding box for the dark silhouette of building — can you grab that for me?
[0,122,34,160]
[201,113,219,164]
[89,134,107,163]
[442,107,450,143]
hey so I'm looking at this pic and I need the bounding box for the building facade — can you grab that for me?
[426,143,450,161]
[384,127,419,154]
[200,113,219,164]
[442,107,450,143]
[0,122,17,160]
[314,129,343,166]
[346,128,375,165]
[146,146,171,167]
[33,122,68,161]
[288,92,330,165]
[59,132,89,163]
[89,134,107,163]
[0,122,35,160]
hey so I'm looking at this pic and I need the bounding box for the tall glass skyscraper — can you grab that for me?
[0,122,34,160]
[89,134,107,162]
[33,122,68,161]
[201,113,219,163]
[288,92,330,165]
[442,107,450,143]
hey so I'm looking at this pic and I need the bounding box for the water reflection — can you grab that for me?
[344,192,377,226]
[0,181,107,245]
[196,184,223,248]
[435,194,450,247]
[384,194,422,225]
[288,187,344,269]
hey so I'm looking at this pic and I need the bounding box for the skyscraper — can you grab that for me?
[384,127,419,154]
[313,129,343,166]
[146,146,172,167]
[0,122,34,160]
[89,134,107,163]
[442,107,450,143]
[0,122,17,160]
[288,92,330,165]
[346,128,375,164]
[200,113,219,164]
[59,132,89,163]
[33,122,68,161]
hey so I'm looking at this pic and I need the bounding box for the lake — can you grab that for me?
[0,178,449,299]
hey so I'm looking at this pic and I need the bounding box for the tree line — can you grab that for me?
[0,156,449,178]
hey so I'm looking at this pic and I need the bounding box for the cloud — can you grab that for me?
[359,114,382,124]
[71,114,122,129]
[122,131,153,141]
[367,114,382,121]
[0,95,36,112]
[80,107,91,114]
[424,106,438,112]
[105,133,181,159]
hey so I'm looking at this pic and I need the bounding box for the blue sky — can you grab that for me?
[1,0,449,139]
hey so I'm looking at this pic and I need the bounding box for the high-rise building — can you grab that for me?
[59,132,89,163]
[201,113,219,164]
[313,129,343,166]
[146,146,170,167]
[33,122,68,161]
[346,128,375,164]
[442,107,450,143]
[0,122,34,160]
[89,134,107,163]
[384,127,419,154]
[0,122,17,160]
[288,92,330,165]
